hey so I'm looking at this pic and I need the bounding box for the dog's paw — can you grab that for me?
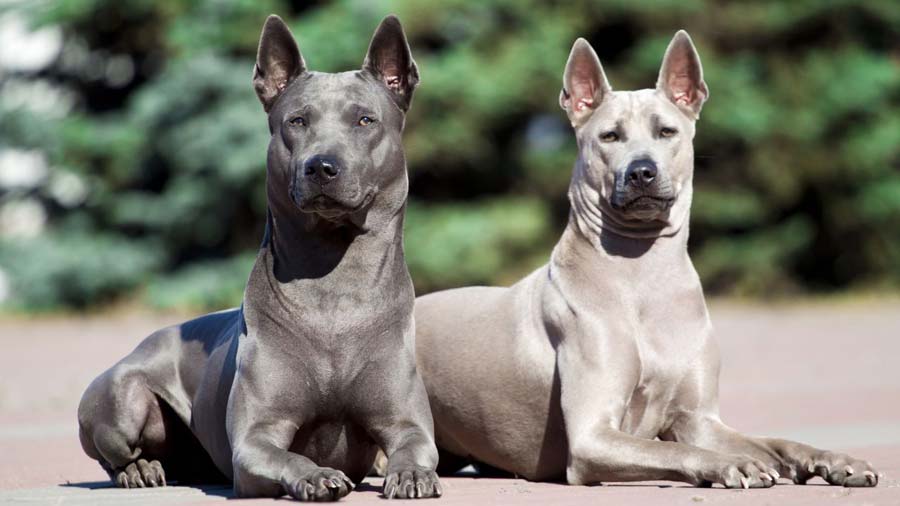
[284,467,354,501]
[696,455,777,489]
[790,450,879,487]
[383,467,442,499]
[114,459,166,488]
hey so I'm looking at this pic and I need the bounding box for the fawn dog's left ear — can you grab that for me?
[559,38,612,127]
[657,30,708,119]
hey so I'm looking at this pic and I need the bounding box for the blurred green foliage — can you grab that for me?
[0,0,898,311]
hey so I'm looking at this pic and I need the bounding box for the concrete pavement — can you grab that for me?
[1,300,898,504]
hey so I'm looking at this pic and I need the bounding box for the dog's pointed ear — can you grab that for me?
[362,15,419,112]
[656,30,708,119]
[253,15,306,112]
[560,38,611,126]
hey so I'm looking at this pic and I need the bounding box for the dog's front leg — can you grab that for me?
[230,425,353,500]
[376,424,442,499]
[557,336,775,488]
[227,364,353,501]
[367,361,441,499]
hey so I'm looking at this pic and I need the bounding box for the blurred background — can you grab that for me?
[2,2,900,496]
[0,0,898,313]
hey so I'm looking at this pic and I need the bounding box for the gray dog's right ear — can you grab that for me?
[560,38,611,127]
[363,15,419,112]
[253,15,306,112]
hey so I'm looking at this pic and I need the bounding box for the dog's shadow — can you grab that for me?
[61,481,235,499]
[60,480,388,500]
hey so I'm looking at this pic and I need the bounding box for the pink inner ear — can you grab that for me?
[268,61,293,93]
[383,74,402,92]
[576,97,594,112]
[668,74,695,106]
[571,81,596,112]
[374,45,405,93]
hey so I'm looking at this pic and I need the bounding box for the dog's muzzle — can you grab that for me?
[287,154,374,217]
[610,159,675,219]
[289,174,375,219]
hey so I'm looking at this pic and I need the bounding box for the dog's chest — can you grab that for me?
[620,296,710,437]
[621,350,687,437]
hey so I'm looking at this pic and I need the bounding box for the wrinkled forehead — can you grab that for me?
[273,71,391,118]
[587,89,689,130]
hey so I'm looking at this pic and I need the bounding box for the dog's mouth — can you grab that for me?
[610,194,675,221]
[294,189,376,219]
[620,195,675,210]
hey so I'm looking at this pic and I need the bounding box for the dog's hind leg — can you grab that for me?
[79,372,227,487]
[78,370,171,487]
[668,416,880,487]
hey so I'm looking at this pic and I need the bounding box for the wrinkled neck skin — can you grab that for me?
[566,154,692,259]
[243,178,411,334]
[569,153,693,242]
[551,154,709,339]
[272,180,406,275]
[552,152,702,316]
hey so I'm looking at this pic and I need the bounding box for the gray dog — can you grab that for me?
[415,32,879,489]
[77,15,441,501]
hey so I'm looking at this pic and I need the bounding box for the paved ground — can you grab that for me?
[1,300,899,504]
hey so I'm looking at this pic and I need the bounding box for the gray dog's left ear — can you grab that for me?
[253,15,306,112]
[656,30,709,119]
[363,15,419,112]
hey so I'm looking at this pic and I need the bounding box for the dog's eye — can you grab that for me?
[600,131,619,142]
[358,116,376,126]
[659,127,677,138]
[288,116,306,127]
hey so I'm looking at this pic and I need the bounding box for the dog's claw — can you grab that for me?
[791,451,878,487]
[740,476,749,489]
[382,468,440,499]
[284,468,353,501]
[384,474,397,500]
[864,471,876,485]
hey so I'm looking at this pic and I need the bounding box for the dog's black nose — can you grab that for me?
[304,155,341,184]
[625,159,657,187]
